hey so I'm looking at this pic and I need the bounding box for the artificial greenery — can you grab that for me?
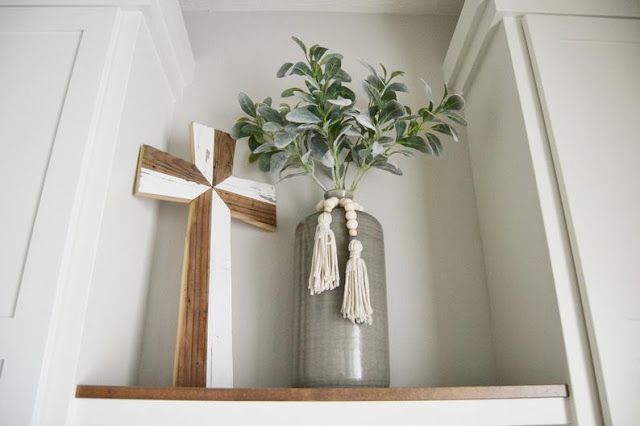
[230,36,466,192]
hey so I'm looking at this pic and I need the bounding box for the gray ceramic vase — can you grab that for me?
[292,191,390,387]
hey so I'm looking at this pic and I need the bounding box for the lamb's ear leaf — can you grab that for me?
[399,135,429,153]
[387,82,408,93]
[286,108,321,124]
[360,60,379,77]
[257,105,285,125]
[355,113,376,131]
[241,123,261,135]
[253,143,277,154]
[281,87,301,98]
[390,70,405,80]
[321,151,335,168]
[274,130,296,148]
[248,136,260,152]
[238,92,256,117]
[443,94,465,111]
[380,63,388,78]
[426,133,443,156]
[291,62,313,77]
[432,123,458,142]
[334,69,352,83]
[445,112,468,126]
[258,152,272,172]
[309,136,328,158]
[381,100,405,121]
[277,62,293,78]
[310,45,328,61]
[320,52,343,64]
[420,78,433,103]
[263,122,283,133]
[371,141,384,156]
[230,122,246,139]
[291,36,307,54]
[269,151,290,175]
[374,160,403,176]
[328,97,352,107]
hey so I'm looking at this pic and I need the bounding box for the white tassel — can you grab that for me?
[308,211,340,295]
[341,239,373,325]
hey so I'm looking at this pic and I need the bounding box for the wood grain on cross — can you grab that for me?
[133,122,276,388]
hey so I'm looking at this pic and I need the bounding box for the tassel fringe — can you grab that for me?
[341,239,373,325]
[308,212,340,294]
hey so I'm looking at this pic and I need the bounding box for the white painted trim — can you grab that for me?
[207,191,233,388]
[135,0,194,99]
[443,0,640,91]
[501,16,602,425]
[71,397,570,426]
[137,168,210,202]
[215,176,276,205]
[0,0,195,100]
[32,10,141,426]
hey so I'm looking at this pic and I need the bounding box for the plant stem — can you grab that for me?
[349,165,369,192]
[294,140,328,192]
[342,162,350,187]
[309,166,328,191]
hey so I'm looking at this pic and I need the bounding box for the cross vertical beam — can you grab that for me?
[174,189,212,387]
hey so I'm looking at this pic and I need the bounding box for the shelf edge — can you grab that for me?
[76,384,569,401]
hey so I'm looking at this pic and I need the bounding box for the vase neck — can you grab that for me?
[324,189,353,200]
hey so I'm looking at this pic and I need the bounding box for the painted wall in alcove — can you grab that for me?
[137,11,496,388]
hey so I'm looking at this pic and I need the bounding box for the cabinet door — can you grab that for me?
[0,7,117,426]
[525,15,640,425]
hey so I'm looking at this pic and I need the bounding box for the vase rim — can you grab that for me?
[324,189,353,199]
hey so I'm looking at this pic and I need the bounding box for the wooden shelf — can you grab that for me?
[76,384,568,402]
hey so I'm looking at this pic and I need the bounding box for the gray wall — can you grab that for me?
[138,11,496,387]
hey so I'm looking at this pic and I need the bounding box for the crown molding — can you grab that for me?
[443,0,640,93]
[179,0,464,16]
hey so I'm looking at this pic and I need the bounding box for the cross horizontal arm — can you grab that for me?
[215,176,276,231]
[134,145,211,203]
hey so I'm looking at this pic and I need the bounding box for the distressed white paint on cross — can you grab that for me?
[136,168,210,202]
[191,122,215,184]
[215,176,276,204]
[134,122,276,388]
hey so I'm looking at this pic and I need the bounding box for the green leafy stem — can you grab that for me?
[231,36,467,193]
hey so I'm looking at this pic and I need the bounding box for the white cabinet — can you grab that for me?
[0,2,193,425]
[525,15,640,426]
[444,1,640,425]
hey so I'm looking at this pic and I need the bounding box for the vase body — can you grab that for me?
[292,201,390,387]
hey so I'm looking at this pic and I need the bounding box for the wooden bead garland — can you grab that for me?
[309,196,373,325]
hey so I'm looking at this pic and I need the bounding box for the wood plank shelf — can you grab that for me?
[76,384,568,402]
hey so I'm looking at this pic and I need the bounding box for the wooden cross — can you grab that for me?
[133,122,276,388]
